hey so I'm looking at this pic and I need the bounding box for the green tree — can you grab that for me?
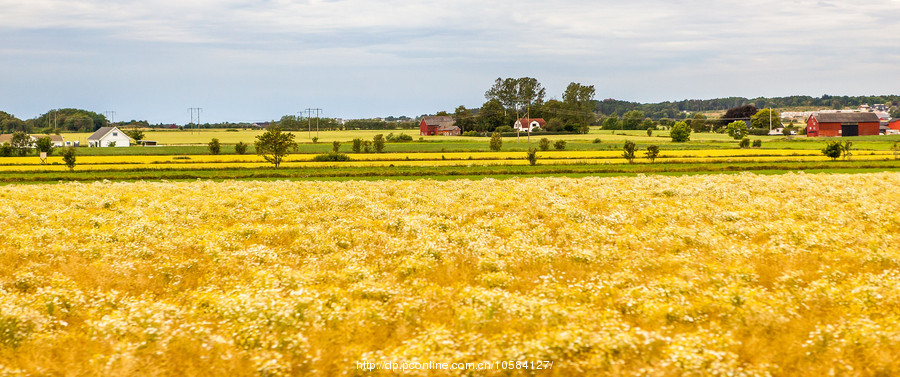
[373,134,385,153]
[538,138,551,151]
[621,110,645,130]
[352,138,363,153]
[254,127,297,167]
[562,82,595,132]
[526,148,538,166]
[332,141,341,153]
[235,141,248,155]
[208,138,221,155]
[822,140,842,161]
[61,147,76,171]
[601,116,620,130]
[841,140,853,160]
[489,132,502,151]
[553,140,567,150]
[670,122,691,142]
[645,145,660,163]
[0,143,11,157]
[485,77,546,115]
[726,121,749,140]
[688,114,708,133]
[751,108,781,130]
[646,128,653,137]
[890,107,900,119]
[478,99,506,132]
[34,136,54,156]
[739,137,750,148]
[124,128,144,142]
[10,131,31,156]
[752,139,762,148]
[622,140,637,163]
[454,105,476,133]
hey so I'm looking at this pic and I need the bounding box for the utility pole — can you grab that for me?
[188,108,202,133]
[104,111,116,127]
[305,108,322,139]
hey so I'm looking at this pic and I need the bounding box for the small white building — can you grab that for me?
[87,126,131,147]
[513,118,546,132]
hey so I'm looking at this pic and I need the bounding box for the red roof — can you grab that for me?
[516,118,546,126]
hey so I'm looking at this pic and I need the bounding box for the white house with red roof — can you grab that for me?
[513,118,546,132]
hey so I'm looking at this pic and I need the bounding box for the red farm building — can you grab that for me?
[806,112,880,137]
[888,118,900,131]
[419,116,460,136]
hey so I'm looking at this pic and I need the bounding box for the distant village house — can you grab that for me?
[419,116,460,136]
[88,126,131,147]
[513,118,546,132]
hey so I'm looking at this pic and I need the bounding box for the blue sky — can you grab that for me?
[2,0,900,124]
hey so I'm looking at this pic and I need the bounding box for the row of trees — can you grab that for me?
[449,78,597,134]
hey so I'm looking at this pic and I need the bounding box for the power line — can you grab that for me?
[305,108,322,139]
[188,107,203,133]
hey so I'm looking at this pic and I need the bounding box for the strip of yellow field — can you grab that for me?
[0,149,894,167]
[0,153,894,171]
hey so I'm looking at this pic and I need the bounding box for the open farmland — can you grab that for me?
[2,174,900,376]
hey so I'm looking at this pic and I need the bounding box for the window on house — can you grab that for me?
[113,132,118,136]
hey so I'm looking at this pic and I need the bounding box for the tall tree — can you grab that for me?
[454,106,476,133]
[562,82,596,132]
[477,99,506,132]
[255,127,297,167]
[484,77,546,116]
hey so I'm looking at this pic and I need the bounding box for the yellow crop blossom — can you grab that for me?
[1,173,900,375]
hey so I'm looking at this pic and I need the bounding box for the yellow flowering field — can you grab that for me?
[2,174,900,376]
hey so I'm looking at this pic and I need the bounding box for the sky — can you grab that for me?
[2,0,900,124]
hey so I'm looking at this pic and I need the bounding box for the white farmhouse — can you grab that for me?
[87,127,131,147]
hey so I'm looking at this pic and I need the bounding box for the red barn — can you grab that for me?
[888,118,900,131]
[806,112,880,137]
[419,116,458,136]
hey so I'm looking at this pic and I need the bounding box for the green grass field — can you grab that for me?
[3,127,897,183]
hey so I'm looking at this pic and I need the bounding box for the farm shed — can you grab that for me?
[419,116,457,136]
[88,126,131,147]
[0,133,65,147]
[805,112,880,137]
[513,118,546,132]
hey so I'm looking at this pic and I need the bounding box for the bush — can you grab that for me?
[593,138,602,144]
[332,141,341,153]
[489,132,502,151]
[748,128,770,136]
[727,121,749,140]
[62,147,76,171]
[208,138,221,155]
[0,143,11,157]
[752,139,762,148]
[553,140,567,150]
[822,140,842,161]
[623,140,637,163]
[739,138,750,148]
[645,145,660,163]
[670,122,691,142]
[386,133,413,142]
[363,140,372,153]
[373,134,385,153]
[312,137,319,144]
[526,148,538,166]
[312,152,351,161]
[235,142,248,155]
[539,138,551,151]
[35,137,54,156]
[352,138,363,153]
[646,128,653,137]
[495,126,514,133]
[462,131,479,137]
